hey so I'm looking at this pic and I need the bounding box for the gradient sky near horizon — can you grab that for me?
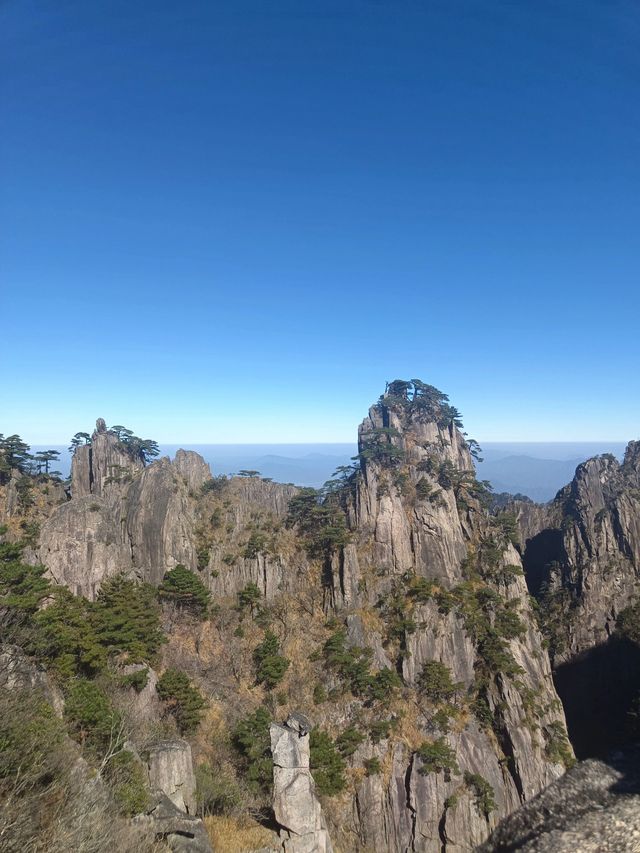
[2,1,639,444]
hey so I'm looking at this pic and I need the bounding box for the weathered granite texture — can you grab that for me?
[36,439,209,597]
[478,746,640,853]
[206,478,300,600]
[124,457,199,585]
[512,443,640,664]
[137,792,213,853]
[146,739,197,815]
[25,393,572,851]
[0,644,64,717]
[270,714,333,853]
[36,495,133,598]
[71,419,143,501]
[329,394,569,852]
[173,449,212,493]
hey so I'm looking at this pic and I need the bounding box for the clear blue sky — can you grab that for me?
[2,1,639,444]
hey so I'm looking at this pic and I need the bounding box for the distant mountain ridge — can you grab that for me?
[32,441,626,500]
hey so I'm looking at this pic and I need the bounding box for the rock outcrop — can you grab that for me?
[0,644,64,716]
[146,739,197,815]
[510,442,640,757]
[124,457,199,584]
[173,449,212,493]
[71,419,143,500]
[36,441,210,597]
[325,388,570,852]
[270,714,333,853]
[19,388,575,851]
[36,495,133,598]
[515,443,640,663]
[137,793,214,853]
[478,746,640,852]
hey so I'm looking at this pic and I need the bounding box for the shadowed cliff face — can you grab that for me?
[11,389,573,852]
[512,442,640,758]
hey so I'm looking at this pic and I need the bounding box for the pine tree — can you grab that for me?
[158,564,210,617]
[156,669,206,734]
[94,574,165,662]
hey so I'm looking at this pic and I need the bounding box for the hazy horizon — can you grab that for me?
[32,439,629,502]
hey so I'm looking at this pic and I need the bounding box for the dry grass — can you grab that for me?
[203,815,278,852]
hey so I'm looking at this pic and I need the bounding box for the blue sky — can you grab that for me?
[2,1,639,444]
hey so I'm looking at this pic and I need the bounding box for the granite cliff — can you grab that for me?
[506,441,640,759]
[4,381,639,851]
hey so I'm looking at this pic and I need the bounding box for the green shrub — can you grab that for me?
[232,706,272,796]
[416,738,459,776]
[201,475,228,495]
[471,690,494,730]
[432,706,456,733]
[159,564,210,617]
[464,771,496,818]
[310,728,346,795]
[617,599,640,644]
[407,576,436,603]
[93,574,165,663]
[357,428,406,468]
[368,720,392,743]
[65,679,122,753]
[418,661,461,704]
[476,632,523,678]
[157,669,206,734]
[336,726,364,757]
[18,520,40,548]
[313,683,327,705]
[253,631,290,689]
[415,478,434,500]
[107,750,150,816]
[196,545,210,569]
[364,757,381,776]
[494,607,526,640]
[369,667,402,701]
[286,489,351,557]
[496,512,519,545]
[0,690,65,782]
[544,721,575,769]
[238,582,262,614]
[120,668,149,692]
[0,547,51,613]
[32,589,104,679]
[243,532,269,559]
[195,762,244,816]
[322,629,398,700]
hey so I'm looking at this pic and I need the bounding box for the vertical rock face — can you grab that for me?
[36,495,133,598]
[173,449,212,493]
[517,444,640,662]
[37,439,210,597]
[23,393,572,851]
[124,458,199,584]
[271,715,333,853]
[206,478,301,600]
[71,419,143,500]
[146,739,197,815]
[513,442,640,757]
[329,387,569,852]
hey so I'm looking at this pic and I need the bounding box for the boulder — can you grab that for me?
[146,739,197,815]
[137,792,213,852]
[478,747,640,852]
